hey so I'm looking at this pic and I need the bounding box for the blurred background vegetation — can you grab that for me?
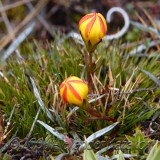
[0,0,160,50]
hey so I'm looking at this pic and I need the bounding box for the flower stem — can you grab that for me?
[86,107,116,122]
[82,100,116,122]
[85,51,94,93]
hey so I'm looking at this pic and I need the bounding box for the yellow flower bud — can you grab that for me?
[79,12,107,52]
[59,76,88,106]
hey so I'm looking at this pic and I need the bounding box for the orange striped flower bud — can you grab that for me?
[79,12,107,52]
[59,76,88,106]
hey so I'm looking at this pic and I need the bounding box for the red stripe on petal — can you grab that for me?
[78,13,95,27]
[98,15,106,35]
[62,85,68,103]
[85,13,96,37]
[67,83,82,101]
[59,83,65,89]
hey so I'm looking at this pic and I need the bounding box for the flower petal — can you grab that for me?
[59,76,88,106]
[78,12,107,51]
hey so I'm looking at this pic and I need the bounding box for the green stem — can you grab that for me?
[82,100,116,122]
[85,51,93,93]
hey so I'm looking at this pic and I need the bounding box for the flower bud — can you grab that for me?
[79,12,107,52]
[59,76,88,106]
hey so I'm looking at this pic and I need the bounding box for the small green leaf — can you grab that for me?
[83,144,97,160]
[117,150,125,160]
[147,141,160,160]
[2,153,11,160]
[0,88,5,97]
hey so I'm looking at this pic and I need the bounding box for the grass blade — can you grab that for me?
[28,76,54,122]
[116,150,125,160]
[111,154,137,159]
[50,108,64,128]
[37,120,65,142]
[79,122,119,151]
[146,141,160,160]
[96,155,109,160]
[142,70,160,87]
[83,144,97,160]
[55,153,69,160]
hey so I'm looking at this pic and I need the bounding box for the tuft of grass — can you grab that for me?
[0,36,160,159]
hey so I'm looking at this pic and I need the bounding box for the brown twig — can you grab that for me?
[0,0,34,12]
[0,1,14,40]
[24,0,54,37]
[0,0,49,50]
[86,107,116,122]
[136,11,160,51]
